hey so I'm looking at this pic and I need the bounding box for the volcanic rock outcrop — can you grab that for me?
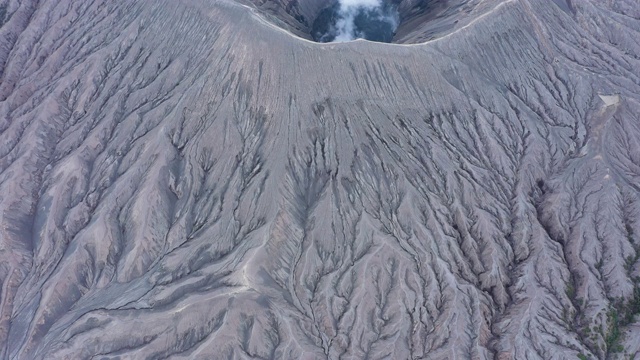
[1,0,639,359]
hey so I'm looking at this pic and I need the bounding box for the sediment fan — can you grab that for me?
[0,0,639,358]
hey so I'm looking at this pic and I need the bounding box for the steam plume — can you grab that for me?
[313,0,399,43]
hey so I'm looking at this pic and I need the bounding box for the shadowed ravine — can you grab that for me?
[1,0,640,359]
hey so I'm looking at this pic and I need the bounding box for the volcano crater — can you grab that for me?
[245,0,475,44]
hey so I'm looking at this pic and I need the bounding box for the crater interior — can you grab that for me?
[245,0,475,44]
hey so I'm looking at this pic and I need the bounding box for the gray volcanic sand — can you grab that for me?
[0,0,640,359]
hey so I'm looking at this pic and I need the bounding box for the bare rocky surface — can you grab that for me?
[0,0,639,359]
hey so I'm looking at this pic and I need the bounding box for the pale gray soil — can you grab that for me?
[0,0,639,359]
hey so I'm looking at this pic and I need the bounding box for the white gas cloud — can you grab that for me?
[330,0,397,42]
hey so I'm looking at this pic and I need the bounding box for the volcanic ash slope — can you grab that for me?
[1,0,640,359]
